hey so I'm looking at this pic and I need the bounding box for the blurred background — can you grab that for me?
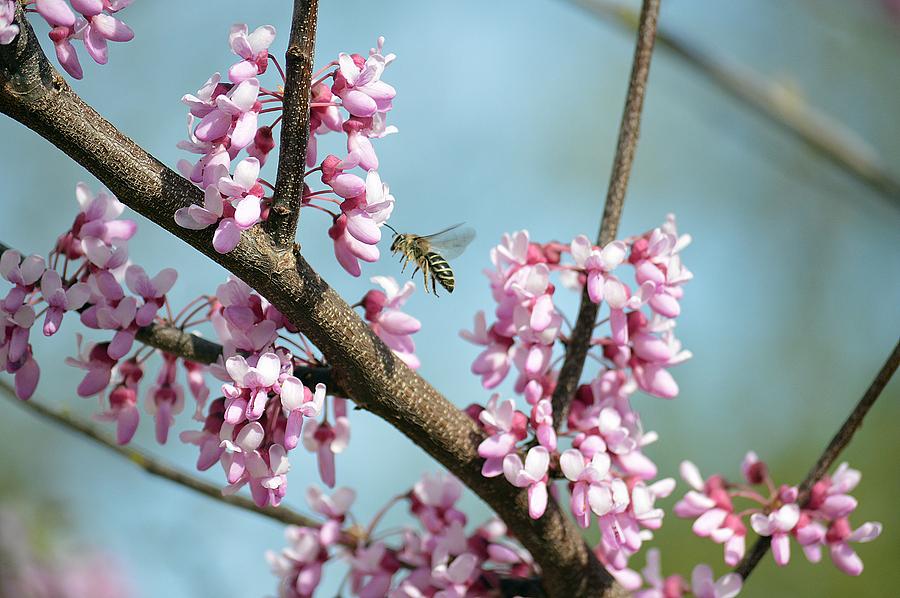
[1,0,898,596]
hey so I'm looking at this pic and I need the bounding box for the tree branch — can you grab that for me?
[0,379,341,534]
[264,0,319,247]
[734,337,900,581]
[551,0,661,429]
[567,0,900,207]
[0,11,619,596]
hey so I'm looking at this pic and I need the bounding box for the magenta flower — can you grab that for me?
[361,276,420,368]
[145,354,185,444]
[217,157,265,230]
[302,398,350,488]
[333,50,396,118]
[503,446,550,519]
[267,526,326,597]
[39,270,89,336]
[477,395,521,477]
[65,336,117,397]
[0,1,19,45]
[227,23,276,83]
[306,486,355,546]
[690,564,742,598]
[674,461,747,566]
[124,265,177,327]
[224,352,280,421]
[94,384,140,444]
[824,518,882,576]
[280,380,325,450]
[750,503,801,566]
[35,0,76,28]
[460,311,513,388]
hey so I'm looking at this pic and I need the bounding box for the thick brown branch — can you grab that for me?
[551,0,661,429]
[0,12,619,596]
[0,379,334,533]
[568,0,900,207]
[264,0,319,247]
[734,337,900,581]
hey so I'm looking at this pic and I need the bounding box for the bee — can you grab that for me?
[386,223,476,295]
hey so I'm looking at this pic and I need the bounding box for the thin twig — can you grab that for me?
[734,337,900,580]
[265,0,319,247]
[551,0,661,429]
[0,379,345,535]
[566,0,900,207]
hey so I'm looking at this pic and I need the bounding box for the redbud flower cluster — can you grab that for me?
[175,24,399,276]
[267,474,537,597]
[674,454,882,576]
[460,217,691,582]
[1,0,137,79]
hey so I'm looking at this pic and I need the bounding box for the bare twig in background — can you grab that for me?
[265,0,319,247]
[551,0,661,429]
[734,337,900,580]
[0,379,336,533]
[567,0,900,206]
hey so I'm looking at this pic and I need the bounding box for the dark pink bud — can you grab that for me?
[109,385,137,409]
[320,155,342,182]
[510,411,529,440]
[662,574,686,598]
[526,243,547,265]
[629,237,649,264]
[807,480,828,510]
[745,460,768,485]
[254,51,269,74]
[312,82,332,102]
[362,289,387,320]
[826,517,852,543]
[626,310,648,334]
[463,403,484,424]
[350,53,366,69]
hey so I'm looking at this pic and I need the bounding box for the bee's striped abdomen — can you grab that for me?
[425,252,455,293]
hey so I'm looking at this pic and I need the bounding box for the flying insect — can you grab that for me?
[386,223,476,295]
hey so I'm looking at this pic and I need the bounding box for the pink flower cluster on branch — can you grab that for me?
[459,217,691,583]
[675,454,882,576]
[175,25,398,271]
[267,474,537,597]
[3,0,138,79]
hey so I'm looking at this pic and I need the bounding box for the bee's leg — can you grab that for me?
[432,274,439,296]
[422,263,430,294]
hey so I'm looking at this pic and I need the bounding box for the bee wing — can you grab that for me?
[425,225,476,261]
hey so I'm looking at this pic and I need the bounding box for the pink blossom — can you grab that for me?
[224,352,280,421]
[124,265,176,326]
[333,48,396,118]
[690,564,742,598]
[280,380,325,450]
[94,384,140,444]
[328,214,379,276]
[217,157,265,230]
[227,24,275,83]
[476,395,522,477]
[362,276,420,368]
[302,399,350,487]
[674,461,747,566]
[560,449,629,528]
[460,311,513,389]
[267,526,326,597]
[502,446,550,519]
[0,1,19,45]
[36,0,76,27]
[65,336,117,397]
[750,503,801,566]
[306,486,355,546]
[824,518,882,576]
[144,354,185,443]
[39,270,89,336]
